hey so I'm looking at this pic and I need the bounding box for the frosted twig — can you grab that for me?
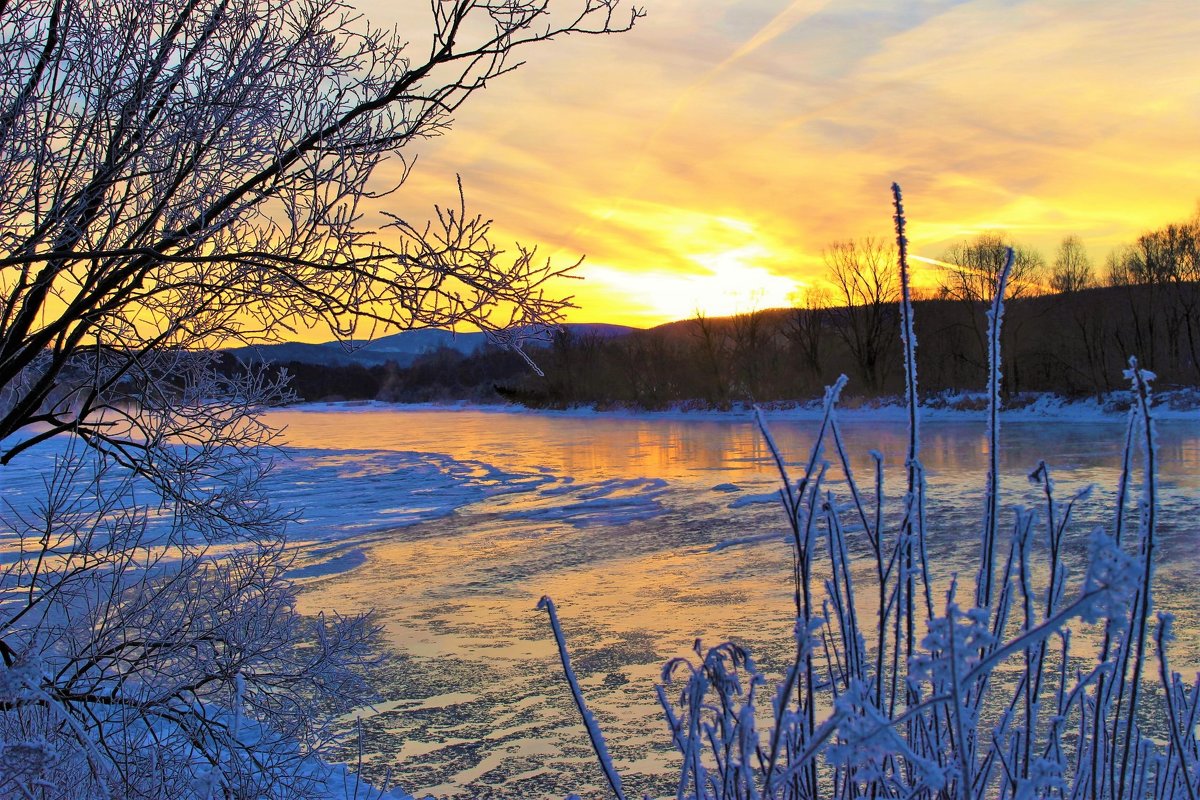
[537,596,627,800]
[976,246,1014,611]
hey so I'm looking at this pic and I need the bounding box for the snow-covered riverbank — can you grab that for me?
[288,385,1200,423]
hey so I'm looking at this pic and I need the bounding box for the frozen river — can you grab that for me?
[266,405,1200,799]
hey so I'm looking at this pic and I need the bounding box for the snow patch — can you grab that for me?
[729,490,784,509]
[500,477,670,527]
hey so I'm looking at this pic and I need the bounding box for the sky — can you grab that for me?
[357,0,1200,328]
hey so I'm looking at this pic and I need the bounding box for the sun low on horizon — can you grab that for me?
[349,0,1200,333]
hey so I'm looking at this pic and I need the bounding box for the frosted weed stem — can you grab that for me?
[538,596,628,800]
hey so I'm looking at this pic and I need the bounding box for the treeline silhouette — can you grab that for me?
[231,281,1196,408]
[513,283,1198,409]
[217,346,535,404]
[234,218,1200,408]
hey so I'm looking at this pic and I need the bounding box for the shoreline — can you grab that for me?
[283,386,1200,423]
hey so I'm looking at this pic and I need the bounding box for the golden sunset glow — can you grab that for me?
[357,0,1200,330]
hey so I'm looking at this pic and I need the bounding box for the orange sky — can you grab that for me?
[355,0,1200,329]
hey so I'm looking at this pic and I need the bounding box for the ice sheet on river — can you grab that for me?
[274,454,671,539]
[1,438,676,576]
[270,448,552,538]
[0,441,547,547]
[280,459,672,575]
[495,476,670,526]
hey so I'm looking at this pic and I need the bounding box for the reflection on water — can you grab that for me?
[269,407,1198,487]
[280,408,1199,799]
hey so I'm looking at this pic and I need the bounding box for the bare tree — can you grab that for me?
[690,311,733,407]
[1047,237,1101,390]
[730,298,774,399]
[1105,221,1200,377]
[786,287,829,391]
[936,234,1045,391]
[824,238,898,392]
[939,233,1045,303]
[618,330,675,409]
[1105,245,1137,287]
[1137,222,1200,377]
[1051,235,1095,293]
[0,0,638,795]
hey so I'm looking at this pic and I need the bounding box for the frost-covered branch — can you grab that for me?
[538,596,627,800]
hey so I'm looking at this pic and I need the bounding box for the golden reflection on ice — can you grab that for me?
[282,407,1199,797]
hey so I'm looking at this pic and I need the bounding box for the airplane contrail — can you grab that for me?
[909,254,962,271]
[710,0,833,77]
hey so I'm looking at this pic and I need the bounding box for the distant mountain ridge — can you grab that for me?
[224,323,640,367]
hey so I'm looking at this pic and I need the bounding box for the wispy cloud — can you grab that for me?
[356,0,1200,327]
[706,0,833,81]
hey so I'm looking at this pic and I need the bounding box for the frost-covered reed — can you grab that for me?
[543,185,1200,800]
